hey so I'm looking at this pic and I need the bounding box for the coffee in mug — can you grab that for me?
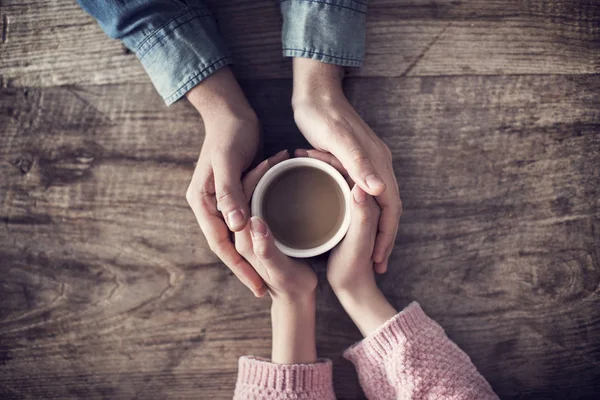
[251,158,351,258]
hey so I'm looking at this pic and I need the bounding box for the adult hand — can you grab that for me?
[292,57,402,274]
[185,67,266,297]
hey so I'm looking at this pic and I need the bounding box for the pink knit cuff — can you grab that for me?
[235,356,334,397]
[343,302,442,366]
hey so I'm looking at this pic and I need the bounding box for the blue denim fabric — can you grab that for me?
[78,0,367,105]
[281,0,367,68]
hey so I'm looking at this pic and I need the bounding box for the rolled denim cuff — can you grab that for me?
[128,8,233,106]
[280,0,367,67]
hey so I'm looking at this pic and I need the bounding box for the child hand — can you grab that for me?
[185,68,265,297]
[327,185,380,295]
[234,155,317,301]
[234,217,318,301]
[327,185,397,336]
[236,154,319,364]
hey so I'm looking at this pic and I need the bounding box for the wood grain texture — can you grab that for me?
[0,0,599,89]
[1,73,599,399]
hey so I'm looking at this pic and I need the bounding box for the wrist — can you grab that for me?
[334,283,397,337]
[271,290,316,314]
[271,291,317,364]
[292,58,345,109]
[186,66,257,125]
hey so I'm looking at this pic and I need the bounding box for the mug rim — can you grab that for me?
[250,157,352,258]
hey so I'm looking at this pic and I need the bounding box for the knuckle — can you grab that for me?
[358,209,373,224]
[253,243,270,259]
[208,238,227,256]
[349,147,370,165]
[208,242,218,254]
[185,186,196,204]
[215,185,236,204]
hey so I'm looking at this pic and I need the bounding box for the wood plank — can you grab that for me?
[1,74,599,399]
[0,75,600,399]
[0,0,599,90]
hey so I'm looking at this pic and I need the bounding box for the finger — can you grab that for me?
[372,194,402,273]
[294,149,349,177]
[374,257,390,275]
[294,148,309,157]
[249,217,290,272]
[343,186,378,253]
[242,149,289,200]
[188,175,265,296]
[234,227,269,298]
[198,199,267,297]
[328,136,386,196]
[187,167,267,297]
[213,158,251,232]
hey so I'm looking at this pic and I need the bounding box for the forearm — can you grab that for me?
[271,293,317,364]
[78,0,232,106]
[292,58,345,105]
[343,302,499,399]
[186,67,256,123]
[333,272,497,399]
[280,0,367,68]
[334,281,397,337]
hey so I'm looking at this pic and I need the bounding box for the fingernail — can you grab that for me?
[295,149,308,157]
[353,186,367,203]
[226,209,245,230]
[250,217,267,238]
[277,149,289,156]
[365,173,385,191]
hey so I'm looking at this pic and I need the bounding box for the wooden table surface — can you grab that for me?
[1,1,599,399]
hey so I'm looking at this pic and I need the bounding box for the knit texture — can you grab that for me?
[343,302,498,399]
[234,303,498,399]
[233,356,335,399]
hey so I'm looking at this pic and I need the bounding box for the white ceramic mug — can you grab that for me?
[251,158,352,258]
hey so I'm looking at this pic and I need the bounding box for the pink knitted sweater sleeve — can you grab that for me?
[233,303,497,399]
[343,302,498,399]
[233,356,335,400]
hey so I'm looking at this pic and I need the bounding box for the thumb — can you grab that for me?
[332,140,385,196]
[249,217,288,268]
[213,158,250,232]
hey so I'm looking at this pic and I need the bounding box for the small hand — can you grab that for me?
[185,67,266,297]
[292,58,402,274]
[328,185,397,336]
[233,159,317,300]
[327,185,380,294]
[236,160,318,364]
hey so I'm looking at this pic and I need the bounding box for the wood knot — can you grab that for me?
[1,14,9,44]
[12,154,33,174]
[38,145,99,187]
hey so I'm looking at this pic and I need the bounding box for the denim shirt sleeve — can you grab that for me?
[280,0,367,67]
[78,0,233,105]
